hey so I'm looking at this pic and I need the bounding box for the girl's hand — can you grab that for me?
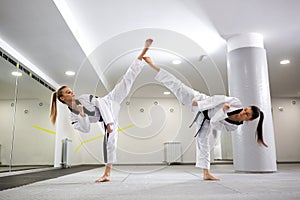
[223,103,231,112]
[77,105,85,117]
[107,124,113,133]
[192,100,198,106]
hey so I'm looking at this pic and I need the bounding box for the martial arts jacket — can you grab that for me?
[68,94,116,133]
[195,95,244,132]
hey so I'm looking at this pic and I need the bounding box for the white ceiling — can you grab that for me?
[0,0,300,101]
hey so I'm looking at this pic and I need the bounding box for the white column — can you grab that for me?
[227,33,277,172]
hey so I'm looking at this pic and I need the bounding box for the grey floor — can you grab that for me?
[0,164,299,200]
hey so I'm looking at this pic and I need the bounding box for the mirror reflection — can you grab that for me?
[0,49,54,172]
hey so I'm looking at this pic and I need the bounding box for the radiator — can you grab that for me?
[61,138,72,168]
[164,142,182,165]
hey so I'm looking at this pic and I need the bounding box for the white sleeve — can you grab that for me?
[210,107,238,132]
[210,108,227,124]
[197,96,242,112]
[70,114,91,133]
[210,108,238,132]
[196,95,226,111]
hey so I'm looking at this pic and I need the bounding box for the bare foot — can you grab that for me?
[203,174,221,181]
[95,176,110,183]
[138,39,153,60]
[145,38,153,48]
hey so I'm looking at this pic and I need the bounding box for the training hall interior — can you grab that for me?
[0,0,299,199]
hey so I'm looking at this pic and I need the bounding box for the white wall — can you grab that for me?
[2,97,299,167]
[117,97,196,164]
[271,97,300,162]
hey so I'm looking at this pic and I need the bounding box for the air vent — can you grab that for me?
[0,48,55,92]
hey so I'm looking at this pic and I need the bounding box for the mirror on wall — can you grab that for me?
[0,55,16,172]
[0,49,55,172]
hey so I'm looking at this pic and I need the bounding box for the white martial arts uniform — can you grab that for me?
[155,69,244,169]
[69,59,144,164]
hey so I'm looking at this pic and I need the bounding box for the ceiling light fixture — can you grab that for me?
[65,71,75,76]
[172,60,182,65]
[11,71,22,77]
[280,60,290,65]
[164,91,171,95]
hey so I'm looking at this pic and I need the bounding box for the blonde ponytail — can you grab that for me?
[50,86,68,125]
[50,92,58,125]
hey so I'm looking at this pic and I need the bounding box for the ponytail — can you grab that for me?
[251,106,268,147]
[256,111,268,147]
[50,86,67,125]
[50,92,58,125]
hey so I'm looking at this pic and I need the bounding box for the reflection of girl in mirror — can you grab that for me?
[50,39,153,183]
[143,56,266,181]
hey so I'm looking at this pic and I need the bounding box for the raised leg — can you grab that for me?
[107,39,153,104]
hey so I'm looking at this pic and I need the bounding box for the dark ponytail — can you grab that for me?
[251,106,268,147]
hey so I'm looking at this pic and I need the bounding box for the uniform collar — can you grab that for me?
[68,99,81,115]
[68,99,95,116]
[225,118,243,125]
[225,109,244,125]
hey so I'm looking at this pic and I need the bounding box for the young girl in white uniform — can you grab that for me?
[50,39,153,182]
[143,56,266,181]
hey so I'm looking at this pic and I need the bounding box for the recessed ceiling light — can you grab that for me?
[11,71,22,77]
[164,91,171,95]
[65,71,75,76]
[280,60,290,65]
[172,60,182,65]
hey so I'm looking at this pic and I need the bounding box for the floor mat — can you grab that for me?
[0,165,100,191]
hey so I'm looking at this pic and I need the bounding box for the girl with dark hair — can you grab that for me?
[50,39,153,183]
[143,56,266,181]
